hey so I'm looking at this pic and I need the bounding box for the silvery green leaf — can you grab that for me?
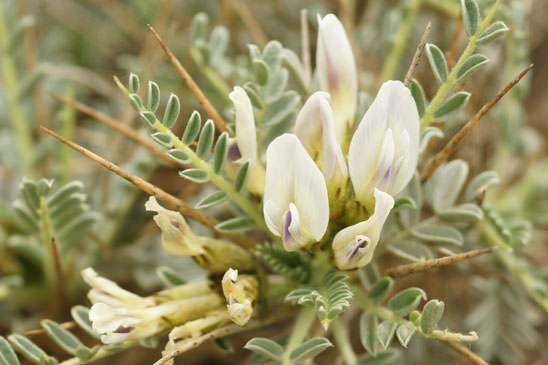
[196,40,211,65]
[456,54,489,83]
[285,288,314,303]
[12,202,39,232]
[47,181,83,207]
[477,21,509,45]
[57,212,100,253]
[411,224,464,246]
[41,320,92,360]
[190,12,208,43]
[376,321,397,349]
[129,93,143,110]
[399,173,422,227]
[20,178,39,210]
[420,300,445,334]
[215,216,255,232]
[163,93,180,128]
[151,132,172,147]
[388,288,427,317]
[264,68,288,104]
[243,84,264,109]
[140,111,156,127]
[358,349,400,365]
[290,338,332,363]
[234,161,250,192]
[360,312,378,356]
[0,336,19,365]
[426,160,469,211]
[208,26,229,65]
[262,91,300,126]
[7,15,34,52]
[386,240,434,262]
[253,59,269,86]
[147,81,160,112]
[419,126,444,155]
[464,170,500,201]
[182,111,202,144]
[368,277,394,304]
[8,335,55,364]
[179,169,209,183]
[393,196,416,211]
[426,43,448,84]
[282,48,309,93]
[156,266,186,287]
[213,132,228,173]
[196,119,215,158]
[244,338,283,361]
[36,179,53,197]
[248,44,261,60]
[167,149,190,164]
[438,203,483,222]
[70,306,98,339]
[195,191,227,209]
[434,92,470,118]
[410,79,426,118]
[262,40,282,70]
[128,72,140,93]
[396,324,415,347]
[461,0,480,37]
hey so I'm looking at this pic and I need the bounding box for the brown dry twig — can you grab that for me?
[230,0,267,47]
[442,339,489,365]
[421,64,534,182]
[51,93,188,169]
[40,126,256,248]
[18,321,76,337]
[384,248,495,278]
[147,25,228,133]
[404,22,432,87]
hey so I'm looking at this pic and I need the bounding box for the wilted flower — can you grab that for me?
[295,92,347,187]
[316,14,357,144]
[221,268,259,326]
[263,134,329,251]
[228,86,265,195]
[332,189,394,270]
[145,197,255,273]
[348,81,419,210]
[82,268,223,344]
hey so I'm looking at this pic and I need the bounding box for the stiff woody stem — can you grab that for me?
[441,339,488,365]
[0,4,33,176]
[403,22,431,87]
[114,77,271,238]
[420,0,501,131]
[353,290,479,342]
[331,317,357,365]
[281,306,316,365]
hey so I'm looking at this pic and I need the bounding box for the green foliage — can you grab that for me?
[255,242,311,283]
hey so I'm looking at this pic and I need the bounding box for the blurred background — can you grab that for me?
[0,0,547,363]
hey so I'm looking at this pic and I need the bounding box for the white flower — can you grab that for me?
[263,134,329,251]
[348,81,419,209]
[221,268,258,326]
[295,92,347,183]
[316,14,357,144]
[228,86,265,195]
[332,189,394,270]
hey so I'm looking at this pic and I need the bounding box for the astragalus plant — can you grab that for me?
[1,0,547,364]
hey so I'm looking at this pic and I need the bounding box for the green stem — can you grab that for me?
[354,290,478,342]
[59,341,140,365]
[0,4,34,176]
[282,306,316,365]
[379,0,422,85]
[331,317,357,365]
[39,197,55,289]
[420,0,501,131]
[478,220,548,314]
[60,88,75,185]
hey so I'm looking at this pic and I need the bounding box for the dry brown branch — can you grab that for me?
[384,248,495,278]
[442,339,489,365]
[51,93,188,169]
[153,309,293,365]
[40,126,256,248]
[404,22,432,87]
[18,321,76,337]
[230,0,267,47]
[421,64,533,182]
[147,25,228,133]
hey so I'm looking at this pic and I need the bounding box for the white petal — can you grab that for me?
[316,14,357,142]
[82,268,144,305]
[229,86,257,163]
[295,92,347,180]
[359,128,395,202]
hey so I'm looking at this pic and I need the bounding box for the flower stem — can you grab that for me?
[282,306,316,365]
[420,0,501,131]
[331,317,357,365]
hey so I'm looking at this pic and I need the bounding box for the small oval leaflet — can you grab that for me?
[360,312,378,356]
[426,43,448,84]
[420,299,445,334]
[163,93,181,128]
[388,287,427,317]
[434,92,470,118]
[179,169,209,183]
[244,337,283,361]
[289,337,333,363]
